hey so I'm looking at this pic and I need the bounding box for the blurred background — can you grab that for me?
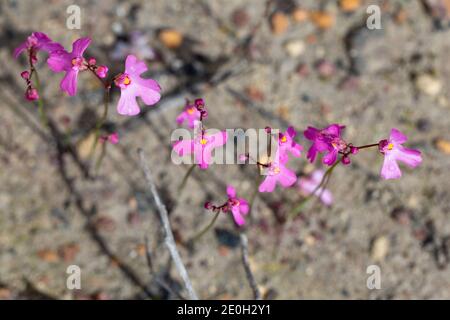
[0,0,449,299]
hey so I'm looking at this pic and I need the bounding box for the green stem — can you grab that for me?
[33,69,48,127]
[189,211,220,243]
[94,142,107,174]
[89,87,110,161]
[178,164,196,193]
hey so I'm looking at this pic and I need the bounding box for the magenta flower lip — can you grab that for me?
[115,55,161,116]
[258,150,297,193]
[47,37,92,96]
[173,130,228,169]
[278,126,303,164]
[379,128,422,180]
[304,124,346,166]
[14,32,63,61]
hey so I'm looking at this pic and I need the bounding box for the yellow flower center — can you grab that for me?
[200,138,208,145]
[273,167,281,174]
[387,143,394,150]
[281,136,287,143]
[187,107,195,115]
[123,76,131,85]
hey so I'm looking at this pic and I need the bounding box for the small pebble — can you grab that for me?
[434,138,450,154]
[415,73,442,96]
[284,40,305,57]
[371,236,389,262]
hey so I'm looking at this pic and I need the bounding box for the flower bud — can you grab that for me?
[95,65,108,78]
[25,87,39,101]
[21,71,30,80]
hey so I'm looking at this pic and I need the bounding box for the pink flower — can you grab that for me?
[14,32,63,62]
[114,55,161,116]
[47,37,91,96]
[298,170,333,206]
[379,128,422,180]
[176,102,201,128]
[304,124,346,166]
[258,152,297,192]
[278,126,302,163]
[173,130,228,169]
[226,185,249,226]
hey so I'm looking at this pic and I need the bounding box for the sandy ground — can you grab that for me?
[0,0,449,299]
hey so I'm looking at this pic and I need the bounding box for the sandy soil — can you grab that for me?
[0,0,449,299]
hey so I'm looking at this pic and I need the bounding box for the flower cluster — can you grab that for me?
[173,99,227,169]
[15,32,162,123]
[205,185,249,226]
[304,124,422,179]
[15,32,423,232]
[258,127,302,193]
[172,98,422,226]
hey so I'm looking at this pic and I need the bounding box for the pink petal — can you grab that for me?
[390,128,408,144]
[13,42,27,59]
[176,112,187,125]
[72,37,91,57]
[323,149,338,165]
[311,170,325,183]
[320,189,333,206]
[231,207,245,226]
[125,54,148,75]
[239,199,249,215]
[209,131,228,148]
[278,166,297,187]
[258,176,276,193]
[325,124,345,136]
[47,50,70,72]
[381,155,402,180]
[395,146,422,168]
[173,139,194,156]
[304,127,319,140]
[196,145,211,169]
[287,126,297,138]
[226,185,236,198]
[117,90,140,116]
[136,80,161,106]
[60,70,78,96]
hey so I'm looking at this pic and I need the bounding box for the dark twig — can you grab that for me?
[240,233,261,300]
[138,148,199,300]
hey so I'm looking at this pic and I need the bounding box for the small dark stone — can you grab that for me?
[214,228,240,248]
[416,118,431,132]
